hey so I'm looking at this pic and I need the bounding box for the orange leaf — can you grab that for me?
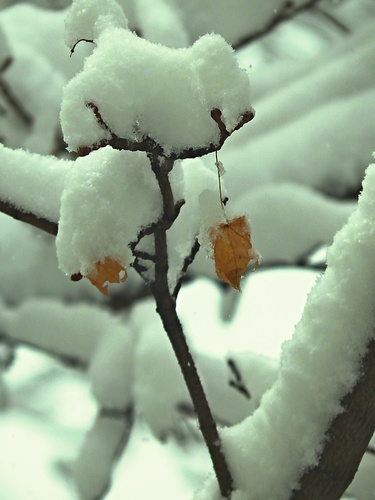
[86,257,127,296]
[210,215,259,291]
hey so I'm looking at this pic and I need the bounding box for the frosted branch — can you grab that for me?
[0,199,58,236]
[77,103,254,160]
[74,406,134,500]
[291,336,375,497]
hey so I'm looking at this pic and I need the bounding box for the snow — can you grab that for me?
[61,14,252,155]
[132,0,188,48]
[0,298,122,363]
[64,0,128,49]
[89,323,135,409]
[56,147,162,277]
[198,160,375,498]
[234,182,354,263]
[0,144,71,222]
[0,214,101,303]
[167,159,220,290]
[1,1,375,498]
[214,19,375,196]
[149,0,312,47]
[0,4,93,153]
[132,300,189,438]
[74,414,130,499]
[198,189,227,258]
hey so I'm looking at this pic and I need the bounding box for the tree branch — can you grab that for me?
[233,0,322,50]
[291,337,375,498]
[77,103,254,160]
[0,331,87,369]
[0,199,58,235]
[149,154,233,498]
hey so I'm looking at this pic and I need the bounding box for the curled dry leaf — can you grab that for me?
[210,215,259,291]
[86,257,127,296]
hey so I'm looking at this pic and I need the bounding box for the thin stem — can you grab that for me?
[215,150,225,212]
[149,155,233,497]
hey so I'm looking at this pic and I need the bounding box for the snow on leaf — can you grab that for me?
[210,215,259,291]
[86,257,127,296]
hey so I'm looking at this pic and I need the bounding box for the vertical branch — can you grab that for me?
[148,154,233,498]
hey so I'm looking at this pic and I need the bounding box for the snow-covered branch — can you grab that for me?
[198,155,375,498]
[0,143,70,223]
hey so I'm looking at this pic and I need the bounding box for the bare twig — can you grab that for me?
[70,38,95,57]
[227,358,251,400]
[233,0,322,50]
[172,238,201,300]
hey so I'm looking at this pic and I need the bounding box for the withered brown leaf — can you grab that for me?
[210,215,259,291]
[86,257,127,296]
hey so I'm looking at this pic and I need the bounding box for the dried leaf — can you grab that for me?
[86,257,127,296]
[210,215,259,291]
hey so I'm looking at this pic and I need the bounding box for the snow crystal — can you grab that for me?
[56,146,162,277]
[197,159,375,498]
[61,11,252,155]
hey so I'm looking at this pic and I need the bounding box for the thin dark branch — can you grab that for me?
[70,38,95,57]
[149,155,233,497]
[227,358,251,400]
[314,5,351,33]
[0,199,58,236]
[0,56,13,74]
[172,238,201,300]
[233,0,322,50]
